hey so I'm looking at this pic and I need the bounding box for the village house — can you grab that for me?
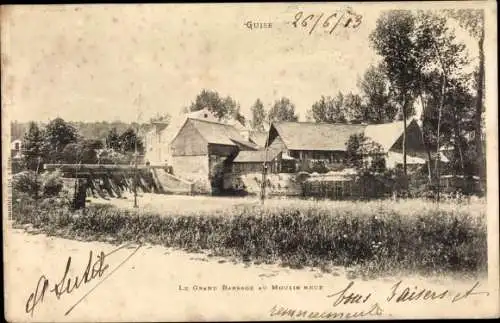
[169,117,259,194]
[261,118,429,173]
[227,118,435,198]
[143,108,263,166]
[11,139,23,160]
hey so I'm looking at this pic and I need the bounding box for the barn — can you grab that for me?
[265,118,429,173]
[169,117,258,194]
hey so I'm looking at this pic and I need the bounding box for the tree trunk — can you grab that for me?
[434,74,446,201]
[419,95,433,184]
[402,97,407,176]
[475,30,485,182]
[452,109,466,185]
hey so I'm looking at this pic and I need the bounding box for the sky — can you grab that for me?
[2,3,479,123]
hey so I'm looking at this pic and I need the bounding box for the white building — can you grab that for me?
[143,108,251,165]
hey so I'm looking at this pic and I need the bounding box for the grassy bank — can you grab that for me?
[12,195,487,278]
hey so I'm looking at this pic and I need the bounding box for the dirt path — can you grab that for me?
[4,228,496,322]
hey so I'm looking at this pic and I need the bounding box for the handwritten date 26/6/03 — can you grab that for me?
[292,8,362,35]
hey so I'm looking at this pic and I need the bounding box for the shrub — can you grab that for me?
[12,171,41,198]
[41,170,64,197]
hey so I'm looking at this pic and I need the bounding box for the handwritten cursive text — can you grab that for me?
[291,7,362,35]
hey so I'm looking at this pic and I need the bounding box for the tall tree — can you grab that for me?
[444,9,485,181]
[370,10,421,176]
[119,128,144,154]
[106,127,121,150]
[44,117,78,162]
[250,99,267,131]
[62,139,104,164]
[343,92,364,122]
[268,97,299,123]
[308,93,346,123]
[188,89,240,121]
[357,64,398,123]
[22,122,45,171]
[415,10,470,193]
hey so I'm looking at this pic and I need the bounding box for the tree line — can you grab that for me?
[20,117,145,171]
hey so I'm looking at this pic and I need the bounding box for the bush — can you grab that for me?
[41,170,64,197]
[12,171,41,198]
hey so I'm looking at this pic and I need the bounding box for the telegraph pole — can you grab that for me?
[133,94,142,208]
[34,156,41,211]
[260,132,270,204]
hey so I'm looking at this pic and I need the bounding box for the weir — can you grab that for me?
[44,164,194,201]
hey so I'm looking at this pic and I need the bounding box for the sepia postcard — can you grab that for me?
[2,1,499,321]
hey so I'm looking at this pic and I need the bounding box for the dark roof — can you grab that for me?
[271,122,367,151]
[233,149,281,163]
[185,118,258,149]
[270,119,417,152]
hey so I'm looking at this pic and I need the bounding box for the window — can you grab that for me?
[14,142,19,151]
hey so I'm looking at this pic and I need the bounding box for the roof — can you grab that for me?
[178,118,258,149]
[270,119,419,152]
[166,109,248,146]
[364,119,418,152]
[271,122,366,151]
[249,130,268,147]
[233,149,281,163]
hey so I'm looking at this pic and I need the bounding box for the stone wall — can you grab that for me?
[170,155,211,194]
[228,172,302,196]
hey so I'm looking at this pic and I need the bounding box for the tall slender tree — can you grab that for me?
[22,122,45,171]
[370,10,421,176]
[250,99,267,131]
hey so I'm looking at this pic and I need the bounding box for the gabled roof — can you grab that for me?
[270,122,366,151]
[173,118,258,149]
[269,118,420,152]
[233,149,281,163]
[364,119,419,152]
[249,130,268,148]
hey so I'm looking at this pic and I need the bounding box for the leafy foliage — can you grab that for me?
[44,118,79,161]
[118,128,144,154]
[12,171,41,198]
[250,99,267,131]
[40,170,64,197]
[22,122,46,171]
[106,128,121,150]
[345,133,386,173]
[268,97,299,123]
[308,94,346,123]
[357,64,398,123]
[188,89,244,122]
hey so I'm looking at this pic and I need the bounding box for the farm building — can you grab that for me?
[143,108,260,166]
[226,118,441,198]
[169,117,259,194]
[232,149,285,174]
[265,118,430,173]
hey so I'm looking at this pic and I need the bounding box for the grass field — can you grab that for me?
[89,192,486,218]
[13,192,487,278]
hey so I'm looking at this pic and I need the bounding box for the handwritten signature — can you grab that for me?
[291,7,362,35]
[270,279,490,319]
[25,243,142,317]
